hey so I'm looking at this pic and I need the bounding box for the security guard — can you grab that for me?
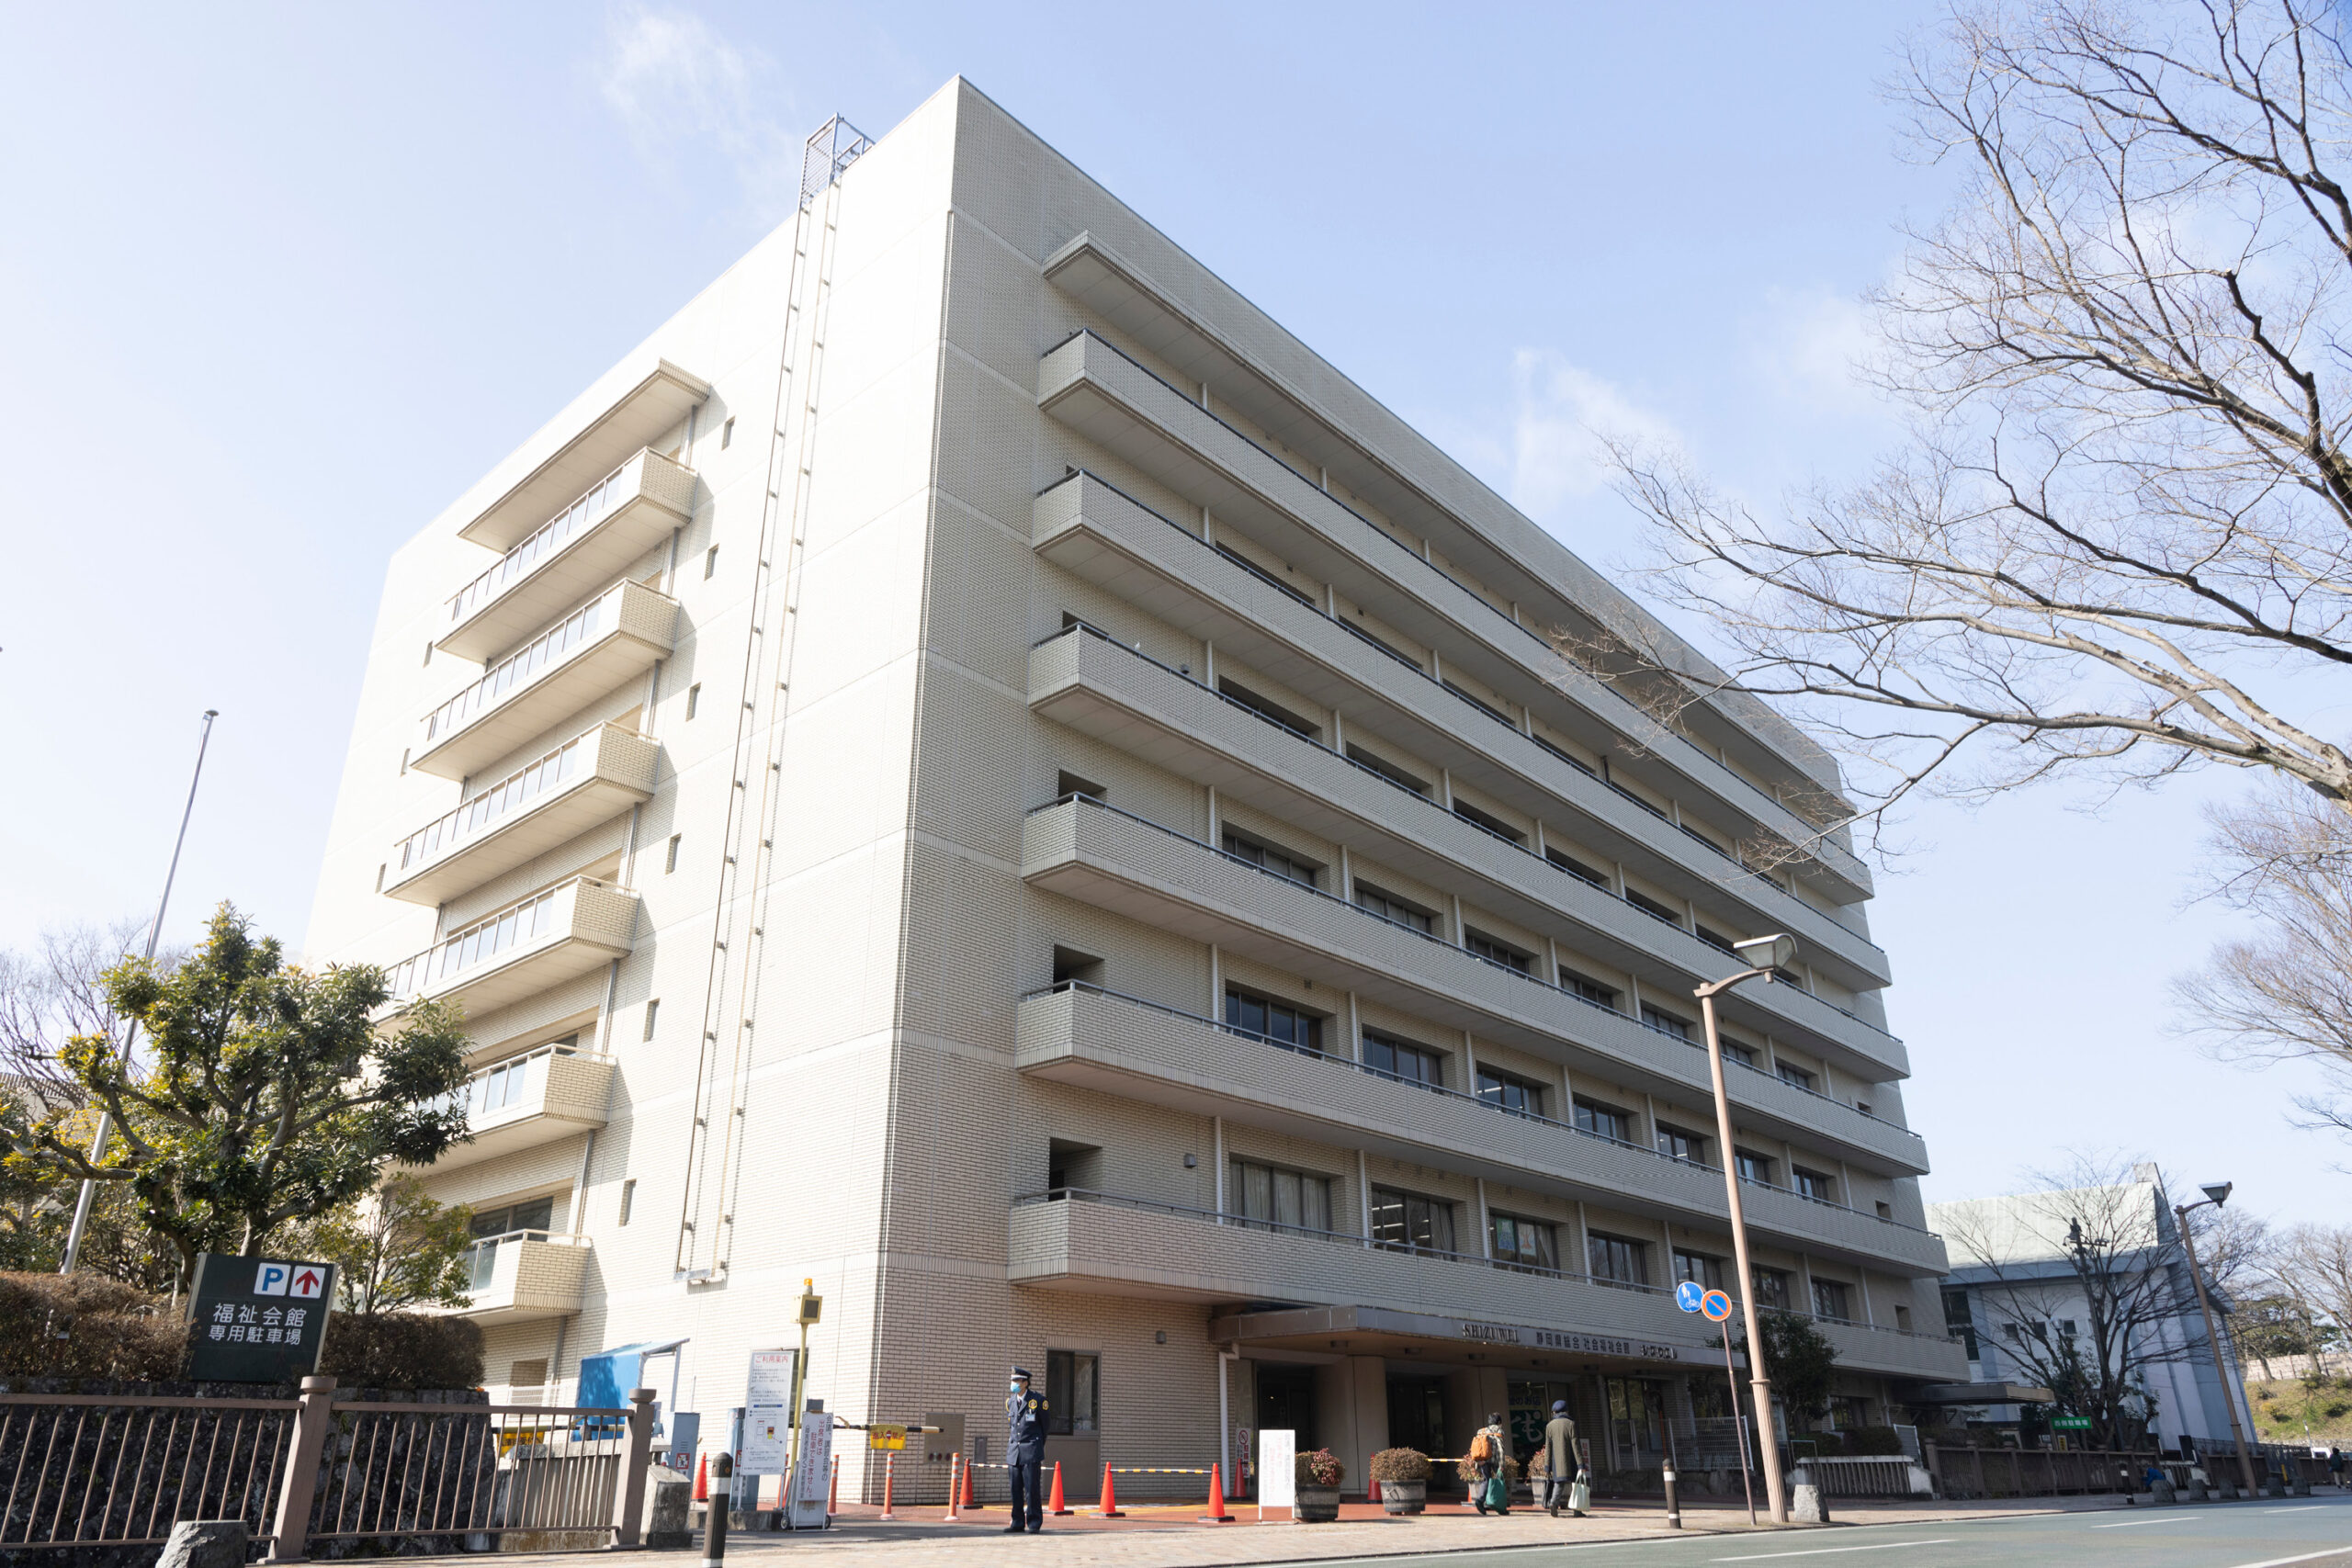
[1006,1366,1049,1532]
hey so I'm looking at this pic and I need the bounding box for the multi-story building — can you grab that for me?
[305,80,1965,1500]
[1929,1168,2256,1450]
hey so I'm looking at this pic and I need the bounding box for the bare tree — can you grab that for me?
[1591,0,2352,851]
[2270,1221,2352,1353]
[0,919,150,1106]
[1939,1156,2224,1446]
[2174,785,2352,1132]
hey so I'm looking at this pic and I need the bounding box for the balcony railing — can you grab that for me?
[437,1039,608,1123]
[451,460,639,627]
[427,591,618,747]
[1025,979,1935,1238]
[397,730,590,874]
[465,1228,554,1292]
[1035,341,1867,889]
[381,874,629,1009]
[1033,617,1899,1053]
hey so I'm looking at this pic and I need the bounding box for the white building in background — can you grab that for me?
[304,79,1965,1500]
[1928,1166,2256,1450]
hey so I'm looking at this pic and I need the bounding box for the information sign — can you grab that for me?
[185,1253,336,1383]
[1675,1280,1705,1313]
[1257,1428,1296,1513]
[787,1409,831,1529]
[741,1349,797,1472]
[868,1422,908,1451]
[2052,1416,2093,1431]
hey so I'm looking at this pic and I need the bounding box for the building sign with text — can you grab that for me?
[185,1254,336,1383]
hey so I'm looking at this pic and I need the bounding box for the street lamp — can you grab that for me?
[2175,1181,2260,1498]
[1696,931,1798,1524]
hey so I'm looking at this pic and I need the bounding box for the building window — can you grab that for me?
[1641,1004,1693,1041]
[618,1179,636,1225]
[1587,1231,1650,1289]
[1046,1350,1098,1435]
[1463,928,1533,974]
[1777,1061,1816,1091]
[469,1195,557,1239]
[1894,1304,1913,1332]
[1876,1200,1894,1220]
[1752,1266,1792,1311]
[1696,925,1739,956]
[1546,845,1611,887]
[1228,1159,1331,1234]
[1735,1149,1776,1185]
[720,415,735,449]
[1573,1097,1635,1145]
[1353,882,1435,934]
[686,683,701,719]
[1557,966,1619,1009]
[375,863,386,893]
[704,545,718,579]
[1363,1029,1444,1088]
[1346,743,1430,795]
[1829,1395,1870,1430]
[1656,1122,1709,1165]
[1673,1248,1724,1291]
[1222,829,1319,888]
[1370,1186,1456,1256]
[1942,1289,1978,1358]
[1225,987,1323,1055]
[1530,731,1600,778]
[1217,677,1321,739]
[1476,1067,1544,1118]
[1452,798,1526,846]
[1722,1040,1758,1067]
[1442,678,1516,728]
[1056,769,1105,802]
[665,835,681,874]
[423,640,434,667]
[1792,1167,1837,1202]
[1212,542,1316,607]
[1811,1279,1853,1323]
[1625,887,1686,926]
[642,999,660,1041]
[1489,1213,1558,1274]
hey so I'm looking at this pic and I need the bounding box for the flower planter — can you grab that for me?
[1379,1480,1426,1514]
[1295,1485,1340,1521]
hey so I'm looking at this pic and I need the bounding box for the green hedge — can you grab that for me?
[321,1311,483,1391]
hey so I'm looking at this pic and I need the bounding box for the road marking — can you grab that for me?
[1712,1544,1955,1562]
[2094,1515,2197,1527]
[2222,1551,2352,1568]
[2259,1506,2325,1513]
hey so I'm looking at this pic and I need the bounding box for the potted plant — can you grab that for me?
[1294,1449,1346,1521]
[1369,1448,1430,1513]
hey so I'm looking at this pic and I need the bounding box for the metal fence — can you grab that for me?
[0,1377,655,1560]
[1927,1445,2160,1499]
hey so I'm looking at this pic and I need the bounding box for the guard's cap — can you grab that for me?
[1552,1400,1568,1414]
[1012,1366,1032,1381]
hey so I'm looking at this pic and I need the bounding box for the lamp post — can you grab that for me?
[2174,1181,2259,1498]
[1696,932,1798,1525]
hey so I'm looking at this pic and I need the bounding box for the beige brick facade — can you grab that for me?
[306,81,1962,1506]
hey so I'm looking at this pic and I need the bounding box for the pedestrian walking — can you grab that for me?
[2330,1447,2344,1489]
[1470,1412,1510,1515]
[1542,1400,1583,1517]
[1005,1367,1048,1533]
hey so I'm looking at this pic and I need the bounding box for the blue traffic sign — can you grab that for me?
[1701,1289,1735,1322]
[1675,1280,1705,1313]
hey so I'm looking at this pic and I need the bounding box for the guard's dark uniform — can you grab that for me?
[1007,1369,1049,1531]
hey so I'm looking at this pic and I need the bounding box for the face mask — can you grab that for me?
[1010,1382,1023,1393]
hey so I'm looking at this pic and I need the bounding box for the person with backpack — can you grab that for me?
[1470,1413,1511,1515]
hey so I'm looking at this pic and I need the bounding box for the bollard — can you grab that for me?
[828,1454,840,1516]
[878,1453,897,1521]
[1098,1462,1123,1517]
[1048,1461,1072,1516]
[702,1455,732,1568]
[1200,1462,1232,1523]
[1661,1460,1681,1529]
[945,1454,963,1522]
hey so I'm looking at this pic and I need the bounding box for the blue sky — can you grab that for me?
[4,2,2341,1225]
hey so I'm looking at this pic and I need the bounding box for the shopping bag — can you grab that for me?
[1485,1473,1510,1513]
[1567,1474,1590,1514]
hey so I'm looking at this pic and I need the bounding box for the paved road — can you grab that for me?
[1317,1495,2352,1568]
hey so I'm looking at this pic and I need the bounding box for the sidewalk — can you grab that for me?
[563,1493,2144,1568]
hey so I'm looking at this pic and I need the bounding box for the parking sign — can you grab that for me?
[187,1253,337,1383]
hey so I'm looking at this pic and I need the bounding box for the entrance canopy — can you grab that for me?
[1208,1303,1740,1375]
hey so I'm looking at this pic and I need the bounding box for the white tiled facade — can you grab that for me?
[305,80,1964,1502]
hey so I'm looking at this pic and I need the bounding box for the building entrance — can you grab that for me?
[1385,1374,1448,1467]
[1255,1363,1317,1452]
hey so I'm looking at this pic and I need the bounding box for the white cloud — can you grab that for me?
[1744,284,1885,421]
[1504,348,1682,521]
[594,6,798,216]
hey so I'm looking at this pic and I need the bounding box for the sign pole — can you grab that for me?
[784,1280,821,1522]
[1724,1325,1757,1525]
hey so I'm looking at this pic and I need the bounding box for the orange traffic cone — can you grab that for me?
[694,1453,709,1502]
[1047,1461,1072,1516]
[961,1452,978,1510]
[945,1453,963,1521]
[1097,1462,1123,1517]
[1199,1462,1232,1522]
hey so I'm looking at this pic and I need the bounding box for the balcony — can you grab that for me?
[1036,333,1871,905]
[387,725,658,906]
[1030,618,1899,1071]
[440,449,695,661]
[450,1231,590,1323]
[1033,472,1893,1002]
[1022,797,1922,1174]
[1011,1190,1964,1382]
[412,579,677,782]
[1019,984,1939,1264]
[460,358,707,552]
[424,1043,616,1173]
[383,876,639,1021]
